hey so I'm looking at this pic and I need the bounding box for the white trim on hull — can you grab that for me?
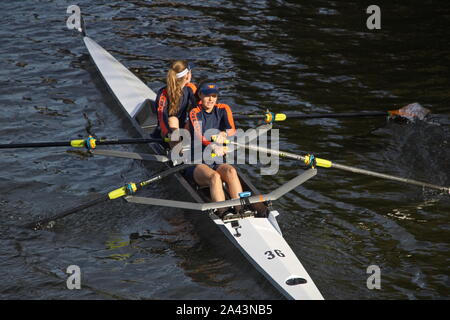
[84,37,156,118]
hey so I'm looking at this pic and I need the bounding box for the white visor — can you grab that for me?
[176,68,189,79]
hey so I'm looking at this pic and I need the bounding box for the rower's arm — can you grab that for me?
[189,108,212,146]
[218,104,236,136]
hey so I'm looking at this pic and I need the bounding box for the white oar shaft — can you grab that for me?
[231,141,306,162]
[331,162,448,192]
[228,141,450,194]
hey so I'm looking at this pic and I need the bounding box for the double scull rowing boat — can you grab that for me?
[76,17,324,300]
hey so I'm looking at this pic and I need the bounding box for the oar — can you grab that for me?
[0,137,163,149]
[234,103,430,123]
[213,137,449,194]
[24,164,190,230]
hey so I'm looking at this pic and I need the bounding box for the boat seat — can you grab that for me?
[136,99,158,133]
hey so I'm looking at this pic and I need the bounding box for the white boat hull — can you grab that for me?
[81,35,324,300]
[214,212,323,300]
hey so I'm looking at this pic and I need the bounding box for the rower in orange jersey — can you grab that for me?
[185,82,245,217]
[154,60,197,144]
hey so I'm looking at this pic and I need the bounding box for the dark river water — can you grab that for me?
[1,0,449,300]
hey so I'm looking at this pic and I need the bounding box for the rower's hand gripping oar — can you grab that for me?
[213,137,450,195]
[209,124,273,158]
[0,136,163,149]
[24,164,191,230]
[234,103,430,123]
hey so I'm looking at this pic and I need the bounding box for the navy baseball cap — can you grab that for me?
[199,82,219,95]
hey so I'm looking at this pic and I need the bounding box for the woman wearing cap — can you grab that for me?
[185,82,243,217]
[155,60,197,142]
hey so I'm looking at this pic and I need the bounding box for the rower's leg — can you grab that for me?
[216,164,243,199]
[193,164,225,202]
[216,164,267,217]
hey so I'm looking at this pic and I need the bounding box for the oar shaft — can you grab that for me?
[25,163,191,229]
[284,111,387,119]
[107,164,192,199]
[24,195,109,229]
[230,141,305,162]
[233,111,387,121]
[140,164,191,186]
[96,138,162,146]
[0,141,72,149]
[234,114,265,119]
[0,138,162,149]
[330,162,448,193]
[228,141,450,194]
